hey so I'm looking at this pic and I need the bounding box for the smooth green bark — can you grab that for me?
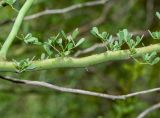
[0,43,160,72]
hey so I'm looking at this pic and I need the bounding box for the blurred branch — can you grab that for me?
[112,0,138,22]
[74,43,105,57]
[0,75,160,100]
[78,1,114,34]
[137,102,160,118]
[24,0,109,20]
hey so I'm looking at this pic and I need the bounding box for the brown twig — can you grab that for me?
[0,75,160,100]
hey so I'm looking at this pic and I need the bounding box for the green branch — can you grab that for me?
[0,43,160,72]
[0,0,34,60]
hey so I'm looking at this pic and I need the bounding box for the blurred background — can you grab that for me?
[0,0,160,117]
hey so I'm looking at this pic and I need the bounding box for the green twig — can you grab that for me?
[0,43,160,72]
[0,0,35,60]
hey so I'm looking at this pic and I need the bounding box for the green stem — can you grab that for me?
[0,0,34,60]
[0,43,160,72]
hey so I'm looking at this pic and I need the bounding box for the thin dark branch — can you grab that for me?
[0,75,160,100]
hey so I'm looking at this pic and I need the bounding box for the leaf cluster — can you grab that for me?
[142,52,160,65]
[22,29,85,58]
[91,27,160,65]
[91,27,142,53]
[149,31,160,39]
[13,57,35,73]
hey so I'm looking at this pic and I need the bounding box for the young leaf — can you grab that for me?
[102,32,109,40]
[142,52,160,65]
[67,35,73,42]
[75,38,85,47]
[24,33,32,39]
[61,30,67,40]
[64,51,71,56]
[72,28,79,39]
[135,36,143,46]
[41,53,46,60]
[67,43,74,50]
[149,30,160,39]
[48,34,60,45]
[156,12,160,20]
[148,52,157,60]
[90,27,99,37]
[24,33,42,45]
[13,58,34,73]
[43,44,52,56]
[151,57,160,65]
[56,38,62,45]
[26,37,41,45]
[118,29,132,43]
[142,53,149,61]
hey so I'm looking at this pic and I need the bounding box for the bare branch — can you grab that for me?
[24,0,109,20]
[137,103,160,118]
[0,75,160,100]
